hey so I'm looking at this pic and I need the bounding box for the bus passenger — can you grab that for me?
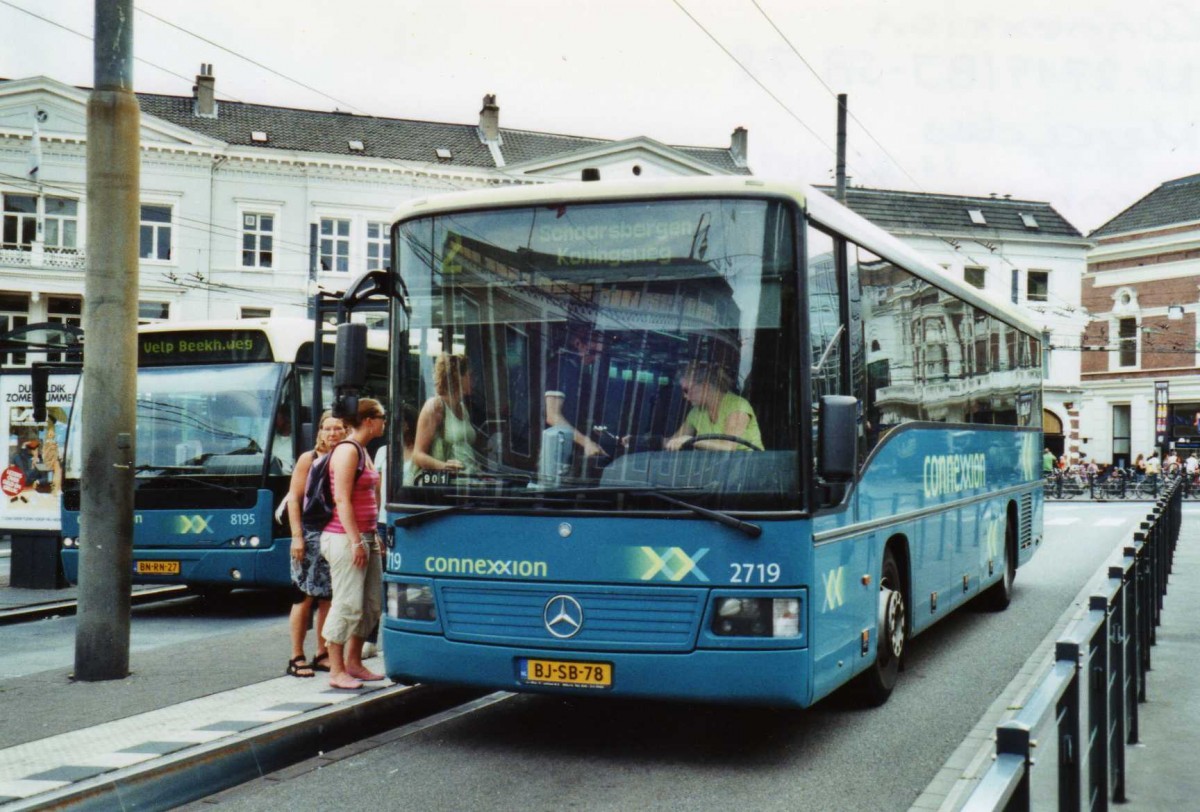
[320,398,386,690]
[544,326,609,461]
[665,361,763,452]
[284,411,345,678]
[413,353,480,475]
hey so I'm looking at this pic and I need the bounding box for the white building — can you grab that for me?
[817,186,1091,460]
[0,70,750,338]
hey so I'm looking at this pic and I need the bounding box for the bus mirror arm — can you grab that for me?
[818,395,858,483]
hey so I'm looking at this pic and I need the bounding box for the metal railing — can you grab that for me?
[962,478,1183,811]
[1044,472,1199,501]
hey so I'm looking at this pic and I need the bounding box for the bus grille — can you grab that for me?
[1019,494,1034,549]
[439,582,704,652]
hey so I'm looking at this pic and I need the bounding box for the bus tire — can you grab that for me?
[856,546,906,706]
[981,515,1016,612]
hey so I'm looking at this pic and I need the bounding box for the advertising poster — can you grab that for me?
[1,372,79,531]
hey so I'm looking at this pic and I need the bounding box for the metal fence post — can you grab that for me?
[1056,640,1083,812]
[995,722,1032,811]
[1087,600,1110,812]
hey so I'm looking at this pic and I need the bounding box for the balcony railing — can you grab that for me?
[0,245,87,271]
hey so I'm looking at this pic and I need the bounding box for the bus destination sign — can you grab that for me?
[138,330,274,367]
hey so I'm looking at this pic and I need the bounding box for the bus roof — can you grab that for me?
[138,318,388,362]
[390,176,1043,338]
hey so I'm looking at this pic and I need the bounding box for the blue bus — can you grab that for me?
[59,318,386,593]
[365,177,1043,707]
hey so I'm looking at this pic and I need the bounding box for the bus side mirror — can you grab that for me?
[333,323,367,420]
[31,366,49,423]
[818,395,857,482]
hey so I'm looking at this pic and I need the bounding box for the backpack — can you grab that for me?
[301,440,365,532]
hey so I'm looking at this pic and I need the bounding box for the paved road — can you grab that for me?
[186,502,1158,812]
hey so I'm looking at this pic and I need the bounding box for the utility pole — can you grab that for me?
[75,0,139,681]
[835,93,848,204]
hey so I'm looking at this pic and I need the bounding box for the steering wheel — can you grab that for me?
[681,434,761,451]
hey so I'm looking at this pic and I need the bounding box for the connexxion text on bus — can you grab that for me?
[59,318,386,593]
[351,177,1043,708]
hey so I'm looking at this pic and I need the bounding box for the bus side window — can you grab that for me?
[271,381,297,474]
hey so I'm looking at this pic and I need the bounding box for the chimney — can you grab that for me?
[730,126,748,168]
[193,64,217,118]
[478,94,500,143]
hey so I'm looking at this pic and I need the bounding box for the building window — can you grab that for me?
[44,197,79,252]
[0,293,30,366]
[242,213,274,268]
[1112,405,1131,469]
[2,194,37,249]
[138,301,171,323]
[240,307,272,319]
[46,296,82,363]
[139,204,172,261]
[319,218,350,272]
[367,221,389,271]
[964,266,986,289]
[1118,318,1138,367]
[1027,270,1049,302]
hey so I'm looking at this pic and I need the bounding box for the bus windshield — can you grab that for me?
[65,363,287,480]
[396,196,801,512]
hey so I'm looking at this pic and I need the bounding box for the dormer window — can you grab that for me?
[436,148,453,161]
[251,131,268,143]
[1019,212,1039,229]
[967,209,987,226]
[348,140,365,152]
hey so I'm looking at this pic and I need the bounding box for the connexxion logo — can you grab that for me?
[173,515,213,534]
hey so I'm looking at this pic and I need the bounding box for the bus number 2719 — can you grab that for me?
[729,562,781,583]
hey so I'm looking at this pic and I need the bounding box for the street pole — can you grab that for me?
[75,0,139,681]
[835,93,847,204]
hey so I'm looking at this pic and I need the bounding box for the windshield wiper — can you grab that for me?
[134,464,240,494]
[394,502,475,529]
[542,486,762,538]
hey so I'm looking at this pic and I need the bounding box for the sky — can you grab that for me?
[2,0,1199,235]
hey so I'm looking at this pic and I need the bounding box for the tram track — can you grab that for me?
[0,585,189,626]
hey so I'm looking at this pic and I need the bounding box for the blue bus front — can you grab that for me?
[379,192,824,705]
[61,360,295,589]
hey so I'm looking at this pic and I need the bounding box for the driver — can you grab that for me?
[664,360,762,452]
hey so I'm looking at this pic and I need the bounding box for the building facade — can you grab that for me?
[817,186,1091,460]
[0,71,749,338]
[1080,173,1200,468]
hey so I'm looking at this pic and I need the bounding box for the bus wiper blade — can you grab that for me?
[133,464,240,494]
[394,503,475,529]
[546,486,761,538]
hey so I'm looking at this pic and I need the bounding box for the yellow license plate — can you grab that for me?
[521,658,612,688]
[135,560,181,575]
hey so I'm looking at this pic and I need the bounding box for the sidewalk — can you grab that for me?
[0,566,440,811]
[1121,507,1200,808]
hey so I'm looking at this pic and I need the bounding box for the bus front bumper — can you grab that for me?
[381,627,814,708]
[60,543,290,588]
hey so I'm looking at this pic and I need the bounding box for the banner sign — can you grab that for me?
[1,372,79,531]
[1155,380,1169,449]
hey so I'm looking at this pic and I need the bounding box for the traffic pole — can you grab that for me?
[75,0,139,681]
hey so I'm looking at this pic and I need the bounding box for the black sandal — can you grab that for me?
[311,651,330,672]
[287,655,315,678]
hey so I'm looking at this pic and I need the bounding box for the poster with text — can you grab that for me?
[1,372,79,531]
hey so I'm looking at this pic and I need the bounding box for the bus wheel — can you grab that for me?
[981,518,1016,612]
[856,547,905,706]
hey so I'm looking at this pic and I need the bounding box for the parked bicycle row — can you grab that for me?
[1043,471,1200,501]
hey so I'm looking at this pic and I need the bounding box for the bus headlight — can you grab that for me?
[387,582,437,621]
[62,537,76,548]
[248,536,261,548]
[712,597,801,638]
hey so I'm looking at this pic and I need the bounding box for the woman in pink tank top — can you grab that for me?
[319,398,386,690]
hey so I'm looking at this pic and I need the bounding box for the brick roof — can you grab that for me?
[814,185,1083,239]
[1090,173,1200,238]
[134,93,748,175]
